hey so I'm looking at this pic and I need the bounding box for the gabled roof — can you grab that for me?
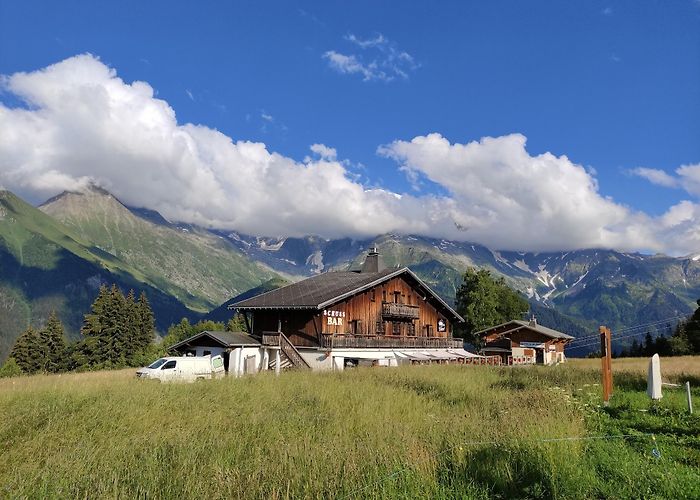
[475,320,574,340]
[230,267,464,322]
[169,330,261,351]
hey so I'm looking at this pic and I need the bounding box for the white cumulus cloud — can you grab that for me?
[0,54,698,255]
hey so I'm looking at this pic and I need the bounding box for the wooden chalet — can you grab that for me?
[229,249,473,371]
[477,318,574,365]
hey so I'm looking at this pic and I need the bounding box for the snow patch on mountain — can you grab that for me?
[227,232,252,247]
[257,237,286,251]
[306,250,324,273]
[571,271,589,289]
[512,259,532,273]
[525,285,541,301]
[490,249,511,266]
[534,266,556,287]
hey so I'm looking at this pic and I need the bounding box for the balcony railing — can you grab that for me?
[320,334,463,350]
[382,302,420,319]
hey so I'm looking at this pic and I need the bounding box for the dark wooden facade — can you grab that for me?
[479,320,573,364]
[248,275,455,348]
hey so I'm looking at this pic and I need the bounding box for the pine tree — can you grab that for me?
[81,284,110,363]
[643,332,654,356]
[10,326,41,374]
[629,338,642,357]
[122,290,139,363]
[37,311,66,373]
[654,334,672,356]
[80,284,130,366]
[103,284,127,365]
[136,291,155,352]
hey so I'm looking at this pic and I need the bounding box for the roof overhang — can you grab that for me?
[231,305,316,311]
[228,267,464,323]
[169,331,261,351]
[315,267,465,323]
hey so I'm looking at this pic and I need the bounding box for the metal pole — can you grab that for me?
[687,381,694,414]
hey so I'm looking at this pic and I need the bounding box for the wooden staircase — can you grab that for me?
[262,331,311,371]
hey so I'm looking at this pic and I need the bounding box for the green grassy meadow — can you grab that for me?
[1,358,699,499]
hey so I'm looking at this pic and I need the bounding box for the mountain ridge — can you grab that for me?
[1,186,698,360]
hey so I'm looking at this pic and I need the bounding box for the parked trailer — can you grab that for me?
[136,355,225,382]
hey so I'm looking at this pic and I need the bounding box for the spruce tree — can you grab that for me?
[122,290,139,363]
[103,284,127,365]
[81,284,110,363]
[136,291,155,351]
[38,311,66,373]
[10,326,41,374]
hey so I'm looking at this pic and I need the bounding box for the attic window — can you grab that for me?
[370,289,376,302]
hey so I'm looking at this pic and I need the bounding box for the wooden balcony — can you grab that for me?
[320,334,463,350]
[382,302,420,319]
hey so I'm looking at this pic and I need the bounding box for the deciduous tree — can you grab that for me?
[455,267,529,344]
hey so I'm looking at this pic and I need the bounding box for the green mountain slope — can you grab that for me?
[206,277,290,323]
[40,187,280,312]
[0,190,194,361]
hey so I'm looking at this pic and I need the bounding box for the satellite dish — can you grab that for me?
[647,353,662,400]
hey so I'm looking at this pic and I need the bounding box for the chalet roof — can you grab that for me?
[230,267,464,322]
[169,330,261,351]
[475,320,574,341]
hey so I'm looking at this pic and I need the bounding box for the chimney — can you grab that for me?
[360,247,386,273]
[529,315,537,327]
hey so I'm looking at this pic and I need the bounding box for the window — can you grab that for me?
[370,289,376,302]
[162,360,177,370]
[392,322,402,336]
[382,290,387,302]
[393,291,401,304]
[407,323,416,336]
[203,350,211,356]
[376,321,384,334]
[148,358,167,369]
[351,320,363,335]
[425,325,433,337]
[407,294,412,305]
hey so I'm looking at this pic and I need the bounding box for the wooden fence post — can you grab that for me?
[600,326,613,405]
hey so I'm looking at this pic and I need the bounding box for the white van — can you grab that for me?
[136,355,225,382]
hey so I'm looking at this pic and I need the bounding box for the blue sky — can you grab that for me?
[1,0,699,253]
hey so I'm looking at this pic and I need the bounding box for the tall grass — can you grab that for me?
[1,360,698,499]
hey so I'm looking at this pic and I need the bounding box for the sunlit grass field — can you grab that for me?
[1,357,698,499]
